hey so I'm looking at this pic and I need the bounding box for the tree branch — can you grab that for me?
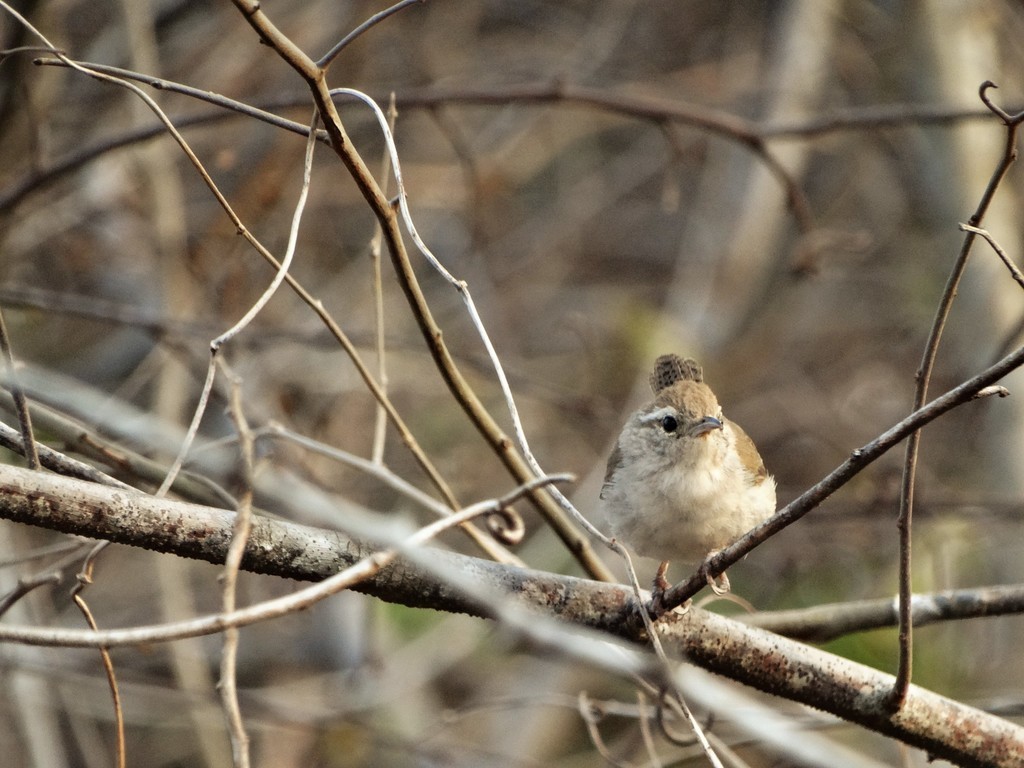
[0,463,1021,767]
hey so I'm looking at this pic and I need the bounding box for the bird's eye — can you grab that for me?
[661,415,678,433]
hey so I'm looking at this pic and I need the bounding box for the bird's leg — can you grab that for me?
[654,561,671,592]
[648,560,672,615]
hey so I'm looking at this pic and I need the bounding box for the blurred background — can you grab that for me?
[2,1,1024,765]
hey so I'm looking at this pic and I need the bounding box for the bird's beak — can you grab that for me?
[689,416,723,438]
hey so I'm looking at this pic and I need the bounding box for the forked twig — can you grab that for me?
[890,81,1024,709]
[70,543,125,768]
[959,223,1024,290]
[156,107,318,498]
[226,0,615,579]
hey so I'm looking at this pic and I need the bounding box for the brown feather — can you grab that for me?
[726,418,768,481]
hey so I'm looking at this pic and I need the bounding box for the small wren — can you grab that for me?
[600,354,776,599]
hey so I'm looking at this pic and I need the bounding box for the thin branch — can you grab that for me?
[157,104,318,498]
[32,57,326,143]
[397,81,1024,139]
[1,361,511,564]
[70,543,125,768]
[220,365,253,768]
[0,417,131,489]
[31,50,475,542]
[0,305,38,470]
[577,691,633,768]
[0,100,322,214]
[370,95,398,466]
[0,389,235,506]
[11,67,1019,229]
[157,106,318,494]
[316,0,424,70]
[745,583,1024,642]
[263,423,526,567]
[0,571,62,620]
[634,692,662,768]
[891,81,1024,709]
[30,59,502,554]
[212,107,317,351]
[959,223,1024,290]
[155,358,216,497]
[330,85,542,542]
[0,539,88,568]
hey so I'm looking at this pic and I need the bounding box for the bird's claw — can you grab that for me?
[706,569,730,596]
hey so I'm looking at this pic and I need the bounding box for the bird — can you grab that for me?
[600,354,776,606]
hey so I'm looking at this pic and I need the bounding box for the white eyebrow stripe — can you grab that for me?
[639,406,677,424]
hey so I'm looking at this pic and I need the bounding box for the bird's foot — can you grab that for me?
[707,570,731,596]
[698,553,731,596]
[647,561,692,617]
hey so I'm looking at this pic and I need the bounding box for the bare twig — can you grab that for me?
[156,105,318,497]
[891,81,1024,709]
[70,543,125,768]
[330,85,543,546]
[0,418,132,489]
[370,95,398,466]
[155,360,216,497]
[959,223,1024,290]
[5,15,302,508]
[577,691,633,768]
[264,423,526,567]
[31,57,327,143]
[635,692,662,768]
[316,0,424,69]
[0,539,88,568]
[11,66,1019,227]
[214,107,317,352]
[745,583,1024,642]
[397,81,1023,139]
[0,571,62,620]
[220,365,254,768]
[0,388,236,505]
[655,687,702,748]
[0,306,38,470]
